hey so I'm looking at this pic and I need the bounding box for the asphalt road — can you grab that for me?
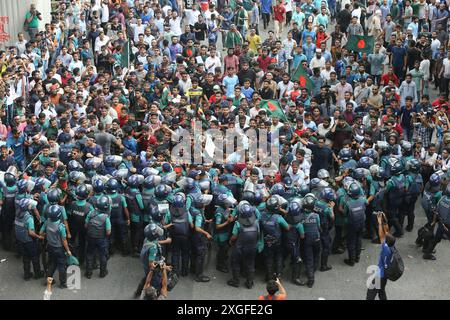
[0,19,447,301]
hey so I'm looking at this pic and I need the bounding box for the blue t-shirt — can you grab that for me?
[391,46,407,68]
[261,0,272,13]
[222,75,239,98]
[378,242,393,278]
[6,134,25,162]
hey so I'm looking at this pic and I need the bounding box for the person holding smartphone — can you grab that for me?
[25,4,42,40]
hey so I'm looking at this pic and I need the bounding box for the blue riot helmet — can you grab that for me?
[363,148,378,161]
[287,198,302,224]
[184,177,196,192]
[429,173,441,187]
[142,167,159,177]
[67,160,83,172]
[17,179,29,193]
[92,179,105,193]
[358,156,374,169]
[47,188,61,204]
[317,169,330,180]
[143,175,161,189]
[47,204,62,222]
[302,193,316,211]
[321,187,336,202]
[84,157,102,171]
[106,178,120,194]
[172,192,186,208]
[112,168,129,180]
[144,223,164,241]
[34,177,49,191]
[338,148,352,161]
[127,174,141,188]
[18,198,33,211]
[310,178,321,190]
[266,196,280,213]
[4,173,16,187]
[149,205,164,222]
[283,176,293,188]
[69,171,87,184]
[161,171,177,185]
[155,184,170,200]
[343,177,355,191]
[390,160,403,176]
[270,183,285,197]
[198,179,211,192]
[188,169,200,179]
[347,182,361,198]
[405,159,421,173]
[104,155,122,168]
[192,194,213,209]
[95,195,111,213]
[400,140,412,153]
[370,165,385,181]
[237,201,256,226]
[216,193,237,208]
[242,190,256,205]
[254,191,264,205]
[299,184,310,197]
[75,184,90,200]
[352,168,367,181]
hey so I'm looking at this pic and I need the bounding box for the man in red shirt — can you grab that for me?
[380,66,399,87]
[273,0,286,39]
[257,48,273,72]
[223,48,240,71]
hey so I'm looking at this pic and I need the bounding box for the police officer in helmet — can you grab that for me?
[301,194,322,288]
[341,182,368,266]
[228,201,260,289]
[315,188,336,272]
[39,205,72,288]
[85,195,112,279]
[261,196,289,281]
[423,184,450,260]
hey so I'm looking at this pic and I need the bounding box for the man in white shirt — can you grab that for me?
[185,4,201,28]
[132,18,146,43]
[15,33,28,56]
[169,11,182,37]
[94,30,110,53]
[310,49,326,69]
[205,49,222,73]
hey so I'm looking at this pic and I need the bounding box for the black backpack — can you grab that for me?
[385,247,404,281]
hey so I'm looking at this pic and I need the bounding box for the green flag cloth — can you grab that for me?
[120,40,130,68]
[291,66,314,93]
[260,100,287,122]
[346,35,375,53]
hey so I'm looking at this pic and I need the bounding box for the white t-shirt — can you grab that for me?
[133,24,146,43]
[185,9,201,26]
[204,56,222,73]
[169,17,183,36]
[444,58,450,79]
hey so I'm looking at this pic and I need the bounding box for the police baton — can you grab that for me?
[21,150,43,177]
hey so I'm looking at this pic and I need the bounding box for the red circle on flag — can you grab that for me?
[299,76,306,88]
[357,40,366,49]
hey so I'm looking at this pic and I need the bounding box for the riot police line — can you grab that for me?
[1,140,450,298]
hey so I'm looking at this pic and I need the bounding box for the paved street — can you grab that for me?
[1,202,450,300]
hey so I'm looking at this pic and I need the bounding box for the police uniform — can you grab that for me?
[229,218,260,288]
[261,210,289,280]
[313,199,333,270]
[421,183,442,224]
[192,205,210,282]
[68,199,93,265]
[300,209,321,286]
[1,184,18,250]
[423,192,450,260]
[85,209,112,277]
[15,209,43,279]
[125,186,145,255]
[168,206,193,276]
[214,206,232,272]
[385,174,409,236]
[343,193,367,265]
[402,172,423,231]
[108,192,129,255]
[283,212,305,285]
[40,219,68,287]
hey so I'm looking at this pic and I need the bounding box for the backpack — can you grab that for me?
[384,246,404,281]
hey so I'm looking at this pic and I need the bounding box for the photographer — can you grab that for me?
[258,278,287,300]
[25,4,42,41]
[141,263,172,300]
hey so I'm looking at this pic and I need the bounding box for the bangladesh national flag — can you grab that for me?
[346,35,375,54]
[120,40,130,68]
[260,100,287,122]
[291,66,314,93]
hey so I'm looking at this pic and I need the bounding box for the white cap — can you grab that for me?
[316,49,322,53]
